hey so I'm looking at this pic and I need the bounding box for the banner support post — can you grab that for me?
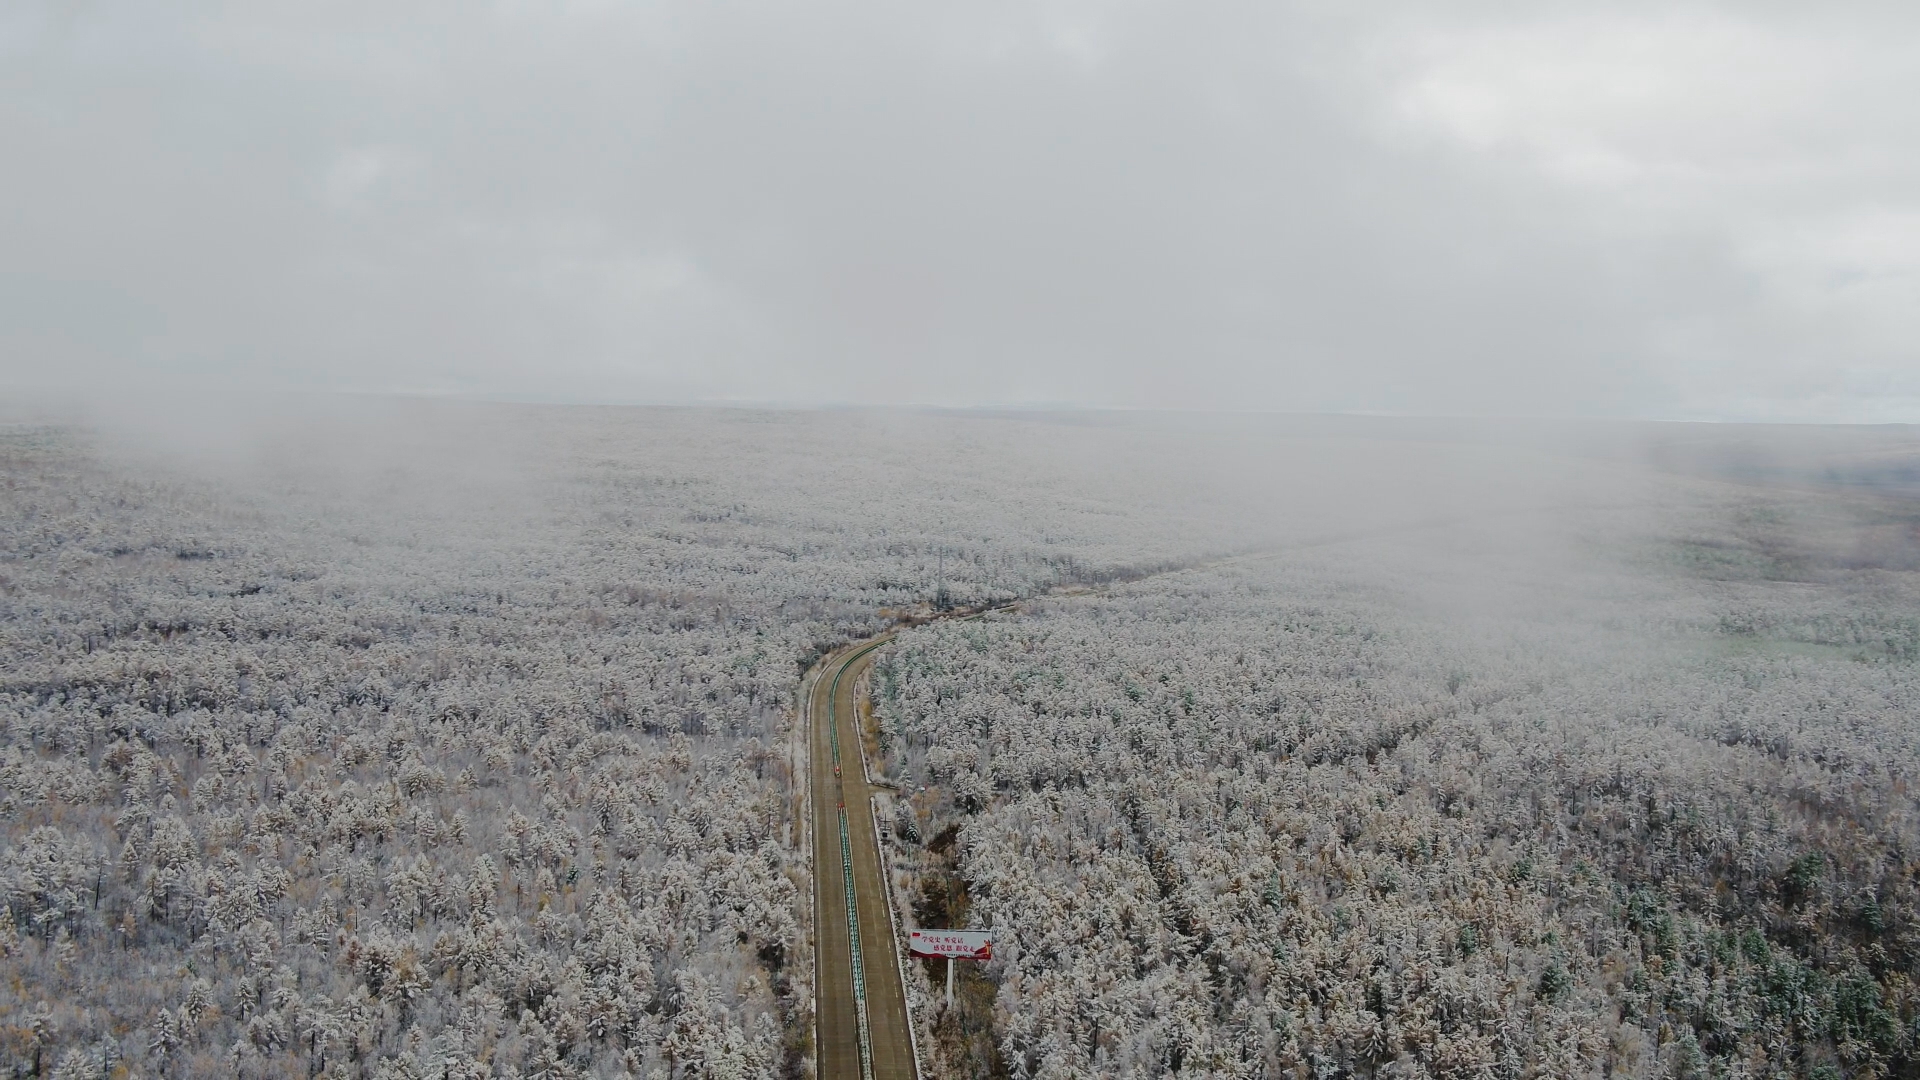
[946,956,955,1006]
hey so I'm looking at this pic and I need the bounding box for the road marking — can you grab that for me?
[828,640,887,1080]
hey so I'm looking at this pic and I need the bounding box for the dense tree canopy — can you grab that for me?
[0,408,1242,1079]
[7,405,1913,1079]
[876,483,1920,1078]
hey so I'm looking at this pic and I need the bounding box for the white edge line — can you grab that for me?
[849,634,893,788]
[871,795,923,1079]
[854,641,925,1080]
[800,660,819,1079]
[855,658,878,787]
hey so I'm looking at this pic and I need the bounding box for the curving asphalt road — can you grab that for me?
[808,635,918,1080]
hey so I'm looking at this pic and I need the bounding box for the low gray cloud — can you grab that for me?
[3,1,1916,419]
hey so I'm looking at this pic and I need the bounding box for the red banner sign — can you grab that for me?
[910,929,993,960]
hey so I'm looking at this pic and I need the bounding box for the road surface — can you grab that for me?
[808,635,917,1080]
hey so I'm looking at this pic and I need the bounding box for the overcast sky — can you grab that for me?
[3,1,1917,421]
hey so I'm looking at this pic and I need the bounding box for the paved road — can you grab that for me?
[809,636,917,1080]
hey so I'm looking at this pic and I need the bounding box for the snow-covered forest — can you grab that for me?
[0,402,1288,1079]
[875,471,1920,1077]
[4,400,1916,1079]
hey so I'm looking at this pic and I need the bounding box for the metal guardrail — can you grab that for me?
[840,808,874,1080]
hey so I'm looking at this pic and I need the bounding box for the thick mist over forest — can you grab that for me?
[3,401,1919,1078]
